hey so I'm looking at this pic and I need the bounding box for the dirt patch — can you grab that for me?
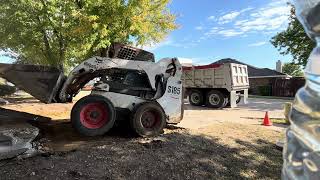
[1,91,90,120]
[0,122,283,179]
[0,94,284,179]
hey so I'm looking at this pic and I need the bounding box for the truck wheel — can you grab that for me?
[206,90,226,108]
[189,90,204,106]
[71,95,116,136]
[131,102,166,137]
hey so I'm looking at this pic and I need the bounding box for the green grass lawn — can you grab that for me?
[249,95,294,100]
[271,118,290,125]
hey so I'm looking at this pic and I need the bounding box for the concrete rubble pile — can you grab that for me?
[0,106,52,160]
[0,121,39,160]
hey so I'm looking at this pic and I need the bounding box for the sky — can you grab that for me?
[0,53,11,63]
[0,0,292,69]
[145,0,292,69]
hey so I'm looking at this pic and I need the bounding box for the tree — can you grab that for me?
[0,0,177,70]
[271,6,315,67]
[282,62,304,77]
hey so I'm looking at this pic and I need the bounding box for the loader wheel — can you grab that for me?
[205,90,226,109]
[131,102,166,137]
[71,95,116,136]
[189,90,204,106]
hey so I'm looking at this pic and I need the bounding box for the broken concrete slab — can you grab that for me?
[0,121,39,160]
[0,134,12,147]
[0,107,51,160]
[0,98,9,105]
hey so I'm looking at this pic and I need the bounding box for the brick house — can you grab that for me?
[213,59,292,96]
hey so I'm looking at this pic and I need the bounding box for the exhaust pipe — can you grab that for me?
[0,63,65,103]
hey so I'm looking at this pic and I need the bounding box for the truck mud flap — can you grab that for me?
[0,63,65,103]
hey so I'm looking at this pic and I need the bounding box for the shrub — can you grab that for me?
[0,84,16,96]
[258,86,272,96]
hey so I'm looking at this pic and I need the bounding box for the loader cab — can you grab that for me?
[97,68,156,99]
[63,59,178,103]
[87,43,170,99]
[60,43,179,103]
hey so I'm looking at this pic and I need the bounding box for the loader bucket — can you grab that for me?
[0,63,65,103]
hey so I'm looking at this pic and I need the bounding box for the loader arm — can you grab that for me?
[58,57,179,103]
[0,57,180,104]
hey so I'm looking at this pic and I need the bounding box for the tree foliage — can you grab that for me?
[282,62,304,77]
[271,7,315,67]
[0,0,177,70]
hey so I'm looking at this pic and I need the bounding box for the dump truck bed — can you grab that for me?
[182,63,249,91]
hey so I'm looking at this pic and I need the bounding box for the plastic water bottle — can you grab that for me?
[282,0,320,179]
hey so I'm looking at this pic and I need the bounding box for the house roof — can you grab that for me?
[213,58,290,78]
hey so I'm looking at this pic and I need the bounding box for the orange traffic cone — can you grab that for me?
[263,111,272,126]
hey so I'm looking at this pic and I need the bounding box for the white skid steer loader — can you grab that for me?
[0,44,184,137]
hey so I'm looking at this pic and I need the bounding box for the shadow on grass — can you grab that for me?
[0,107,51,124]
[0,108,282,179]
[2,97,40,104]
[1,123,282,179]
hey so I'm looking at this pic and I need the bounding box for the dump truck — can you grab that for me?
[0,44,184,137]
[182,63,249,108]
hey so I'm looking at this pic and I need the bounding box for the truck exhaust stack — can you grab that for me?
[0,63,65,103]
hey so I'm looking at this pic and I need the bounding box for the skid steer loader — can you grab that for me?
[0,44,184,137]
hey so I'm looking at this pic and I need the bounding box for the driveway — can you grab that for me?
[179,98,291,131]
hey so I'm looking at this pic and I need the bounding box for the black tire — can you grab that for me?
[205,90,226,108]
[188,90,204,106]
[131,102,166,137]
[71,95,116,136]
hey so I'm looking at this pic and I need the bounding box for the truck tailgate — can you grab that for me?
[229,63,249,88]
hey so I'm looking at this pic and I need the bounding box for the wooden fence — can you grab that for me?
[272,77,305,97]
